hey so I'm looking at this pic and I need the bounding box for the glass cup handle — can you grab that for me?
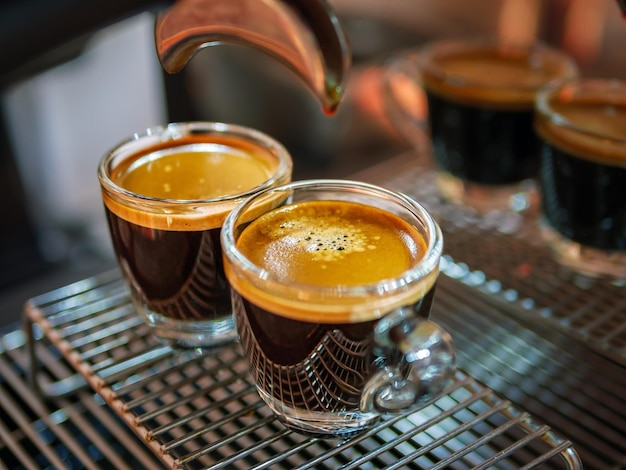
[361,309,456,414]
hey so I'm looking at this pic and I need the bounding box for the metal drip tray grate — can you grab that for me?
[8,152,626,468]
[18,270,582,469]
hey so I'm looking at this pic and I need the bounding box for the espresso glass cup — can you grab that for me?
[384,39,578,213]
[222,179,455,438]
[535,79,626,280]
[98,122,293,349]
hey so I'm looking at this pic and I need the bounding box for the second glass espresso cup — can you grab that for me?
[98,122,292,348]
[535,79,626,279]
[385,40,578,212]
[222,179,455,438]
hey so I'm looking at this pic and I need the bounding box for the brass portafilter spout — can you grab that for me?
[154,0,351,114]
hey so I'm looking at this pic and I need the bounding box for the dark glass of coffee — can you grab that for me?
[535,79,626,279]
[221,180,455,438]
[98,122,292,348]
[385,40,578,212]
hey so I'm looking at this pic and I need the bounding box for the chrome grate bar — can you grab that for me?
[20,269,581,469]
[0,327,164,469]
[431,273,626,469]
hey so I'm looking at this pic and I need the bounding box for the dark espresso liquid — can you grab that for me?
[228,200,437,413]
[536,101,626,250]
[427,94,539,184]
[423,46,576,185]
[105,213,230,321]
[103,136,280,322]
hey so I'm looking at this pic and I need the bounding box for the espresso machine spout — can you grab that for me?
[154,0,350,114]
[0,0,350,113]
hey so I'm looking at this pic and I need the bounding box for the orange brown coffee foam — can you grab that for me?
[265,215,372,262]
[535,101,626,167]
[238,201,425,286]
[102,190,236,231]
[102,137,286,231]
[422,48,577,109]
[116,147,275,200]
[227,200,439,323]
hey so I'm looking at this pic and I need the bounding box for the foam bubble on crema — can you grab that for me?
[230,200,437,323]
[273,216,376,262]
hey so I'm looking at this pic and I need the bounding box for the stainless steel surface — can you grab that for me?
[2,152,623,468]
[433,280,626,470]
[20,269,579,469]
[0,325,164,469]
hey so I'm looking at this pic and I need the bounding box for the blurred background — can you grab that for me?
[1,0,625,324]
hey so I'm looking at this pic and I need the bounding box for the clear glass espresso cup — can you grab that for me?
[535,78,626,280]
[384,39,578,213]
[98,122,293,349]
[221,179,456,438]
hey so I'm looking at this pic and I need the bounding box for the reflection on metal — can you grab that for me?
[155,0,351,114]
[19,269,579,468]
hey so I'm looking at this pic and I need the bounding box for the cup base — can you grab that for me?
[257,388,379,439]
[436,171,538,213]
[143,309,238,349]
[539,220,626,280]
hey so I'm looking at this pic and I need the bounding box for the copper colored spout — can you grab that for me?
[155,0,351,114]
